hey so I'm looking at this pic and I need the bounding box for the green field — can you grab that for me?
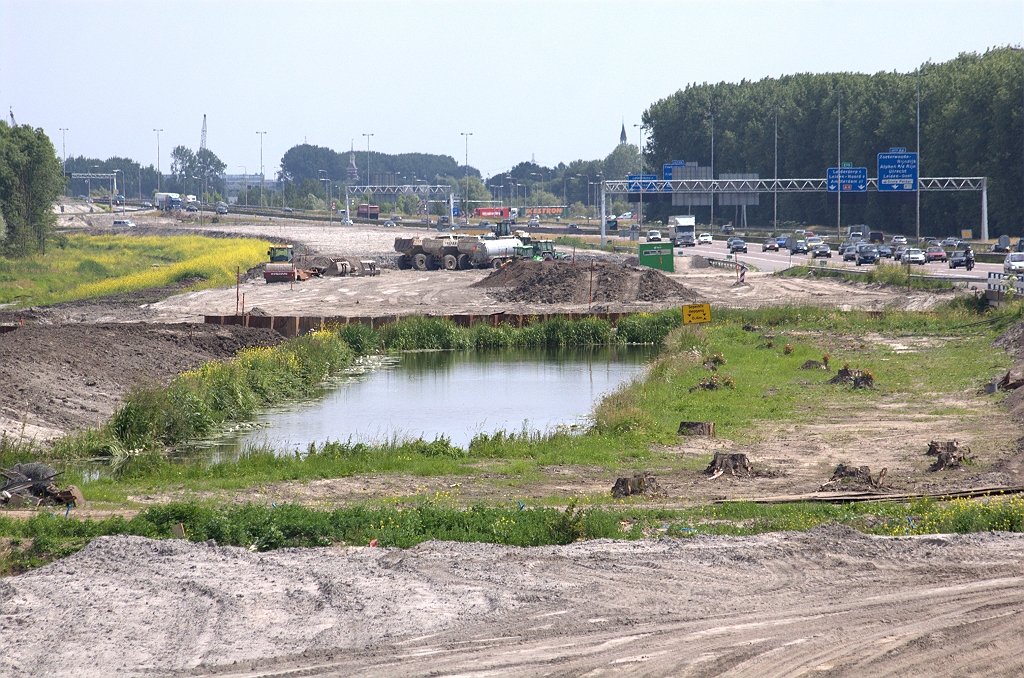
[0,234,271,306]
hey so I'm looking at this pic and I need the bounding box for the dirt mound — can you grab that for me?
[0,323,282,439]
[471,260,695,304]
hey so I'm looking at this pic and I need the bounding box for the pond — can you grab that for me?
[205,345,659,458]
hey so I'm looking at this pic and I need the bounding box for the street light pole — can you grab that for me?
[634,124,644,230]
[58,128,68,196]
[113,169,124,213]
[461,132,472,220]
[916,67,923,243]
[256,131,267,207]
[706,111,716,227]
[362,133,374,184]
[830,89,849,241]
[771,103,785,230]
[153,129,163,191]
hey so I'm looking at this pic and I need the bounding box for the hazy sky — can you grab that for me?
[1,1,1021,179]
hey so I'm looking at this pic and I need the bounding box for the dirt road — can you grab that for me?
[3,527,1022,677]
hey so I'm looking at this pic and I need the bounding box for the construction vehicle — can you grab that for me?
[514,239,564,261]
[264,245,298,282]
[395,233,523,270]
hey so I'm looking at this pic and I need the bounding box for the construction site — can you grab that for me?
[1,205,1023,678]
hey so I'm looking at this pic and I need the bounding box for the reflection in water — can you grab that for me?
[212,345,657,456]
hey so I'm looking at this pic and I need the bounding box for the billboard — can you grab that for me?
[523,206,567,217]
[474,207,511,218]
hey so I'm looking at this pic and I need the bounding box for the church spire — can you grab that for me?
[620,119,627,145]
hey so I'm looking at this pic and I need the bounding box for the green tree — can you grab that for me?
[0,121,65,256]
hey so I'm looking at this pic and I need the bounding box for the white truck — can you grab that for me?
[668,215,697,247]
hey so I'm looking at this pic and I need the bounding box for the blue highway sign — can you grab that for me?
[826,167,867,192]
[877,151,918,191]
[627,174,658,193]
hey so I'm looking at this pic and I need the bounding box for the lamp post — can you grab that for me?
[153,129,163,191]
[829,89,850,241]
[461,132,472,219]
[362,133,374,184]
[58,128,68,196]
[256,131,267,207]
[771,102,785,231]
[237,166,247,206]
[318,170,332,226]
[706,111,716,227]
[634,124,644,229]
[113,169,124,213]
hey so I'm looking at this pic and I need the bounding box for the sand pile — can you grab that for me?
[471,260,695,304]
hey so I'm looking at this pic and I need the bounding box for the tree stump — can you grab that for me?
[611,475,662,498]
[704,452,752,478]
[799,360,828,371]
[678,421,716,437]
[927,440,967,457]
[828,366,874,388]
[818,463,887,491]
[929,448,972,471]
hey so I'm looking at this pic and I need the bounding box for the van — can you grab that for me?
[868,231,885,243]
[112,219,135,227]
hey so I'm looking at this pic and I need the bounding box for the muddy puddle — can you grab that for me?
[198,345,658,458]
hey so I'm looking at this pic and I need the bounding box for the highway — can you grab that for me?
[678,239,1002,283]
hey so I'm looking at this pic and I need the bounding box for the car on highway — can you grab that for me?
[842,245,859,261]
[720,224,735,234]
[925,246,948,262]
[698,232,713,245]
[905,248,927,265]
[185,204,198,212]
[726,236,741,249]
[391,215,403,221]
[728,239,748,253]
[806,236,823,247]
[877,245,893,258]
[618,212,632,219]
[868,231,885,243]
[811,243,832,258]
[762,238,779,252]
[855,244,879,266]
[789,240,809,254]
[776,235,789,247]
[567,223,579,229]
[646,229,662,242]
[112,219,136,228]
[384,220,396,227]
[893,245,910,262]
[941,237,958,247]
[1005,253,1024,275]
[282,206,294,213]
[891,235,908,245]
[141,201,153,208]
[948,250,969,269]
[216,204,228,215]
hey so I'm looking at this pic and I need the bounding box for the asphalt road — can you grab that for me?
[678,240,1001,281]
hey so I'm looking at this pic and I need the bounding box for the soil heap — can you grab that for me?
[471,260,696,304]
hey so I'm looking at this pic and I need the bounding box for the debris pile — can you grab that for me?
[472,260,695,304]
[828,365,874,389]
[611,475,663,498]
[1,462,84,508]
[818,463,887,492]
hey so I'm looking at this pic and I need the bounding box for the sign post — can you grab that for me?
[682,303,711,324]
[638,242,674,272]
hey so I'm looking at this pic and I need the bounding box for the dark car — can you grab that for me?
[726,236,741,249]
[893,245,910,262]
[811,243,832,258]
[856,244,879,266]
[789,240,809,254]
[762,238,779,252]
[868,231,885,243]
[948,250,968,269]
[721,225,735,234]
[185,204,198,212]
[877,245,892,258]
[568,223,579,229]
[842,244,858,261]
[728,239,747,253]
[941,237,958,247]
[925,246,948,262]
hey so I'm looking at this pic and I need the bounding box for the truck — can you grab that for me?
[357,204,380,220]
[395,234,523,270]
[154,192,182,211]
[667,215,697,247]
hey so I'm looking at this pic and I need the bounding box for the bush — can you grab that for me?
[616,310,680,344]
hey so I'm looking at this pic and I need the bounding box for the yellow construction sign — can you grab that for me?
[682,303,711,324]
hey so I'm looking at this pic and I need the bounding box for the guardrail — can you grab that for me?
[775,264,980,285]
[986,271,1024,292]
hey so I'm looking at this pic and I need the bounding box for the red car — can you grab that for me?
[925,246,947,262]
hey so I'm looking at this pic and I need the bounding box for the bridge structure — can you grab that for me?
[344,184,455,222]
[598,176,989,246]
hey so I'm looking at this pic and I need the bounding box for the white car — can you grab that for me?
[619,212,632,219]
[697,232,713,245]
[112,219,136,227]
[891,235,908,245]
[646,229,662,242]
[905,248,927,265]
[1005,253,1024,275]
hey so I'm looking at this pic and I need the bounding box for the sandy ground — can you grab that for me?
[2,527,1023,677]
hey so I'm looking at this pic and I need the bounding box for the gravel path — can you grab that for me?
[3,526,1023,676]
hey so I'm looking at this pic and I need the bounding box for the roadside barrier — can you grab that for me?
[205,310,642,338]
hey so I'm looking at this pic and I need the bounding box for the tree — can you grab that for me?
[0,121,64,256]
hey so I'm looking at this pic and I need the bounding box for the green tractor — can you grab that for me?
[514,239,564,261]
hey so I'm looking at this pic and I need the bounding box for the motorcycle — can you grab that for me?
[966,254,975,271]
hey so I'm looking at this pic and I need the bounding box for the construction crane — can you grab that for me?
[200,114,207,150]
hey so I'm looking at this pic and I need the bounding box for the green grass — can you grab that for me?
[777,262,954,290]
[0,234,271,306]
[6,493,1024,575]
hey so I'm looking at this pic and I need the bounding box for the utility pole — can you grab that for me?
[256,131,267,207]
[461,132,472,220]
[153,129,163,191]
[707,110,717,227]
[771,103,785,230]
[916,67,924,242]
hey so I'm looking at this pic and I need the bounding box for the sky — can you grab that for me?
[1,0,1021,180]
